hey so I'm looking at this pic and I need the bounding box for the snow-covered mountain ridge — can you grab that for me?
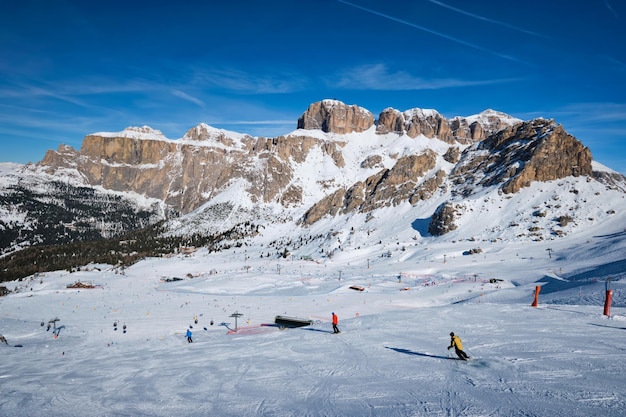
[1,100,625,272]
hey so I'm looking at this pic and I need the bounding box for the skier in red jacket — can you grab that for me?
[332,312,340,334]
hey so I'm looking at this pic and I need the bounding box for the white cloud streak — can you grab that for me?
[332,63,521,91]
[171,90,204,108]
[427,0,548,38]
[191,68,307,94]
[336,0,524,64]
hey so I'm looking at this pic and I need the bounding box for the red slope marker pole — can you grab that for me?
[603,290,613,317]
[531,285,541,307]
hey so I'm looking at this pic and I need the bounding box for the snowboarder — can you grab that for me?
[448,332,469,360]
[331,312,340,334]
[186,328,193,343]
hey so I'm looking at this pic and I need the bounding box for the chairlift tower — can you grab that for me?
[230,311,243,332]
[48,317,60,330]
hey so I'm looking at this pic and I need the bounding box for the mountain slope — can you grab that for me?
[1,100,625,276]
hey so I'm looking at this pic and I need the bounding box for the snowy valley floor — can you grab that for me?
[1,242,625,417]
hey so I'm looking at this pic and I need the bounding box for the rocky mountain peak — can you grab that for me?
[183,123,217,141]
[376,106,520,145]
[182,123,243,146]
[297,100,375,134]
[377,106,452,142]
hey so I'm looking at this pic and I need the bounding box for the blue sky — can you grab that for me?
[1,1,625,174]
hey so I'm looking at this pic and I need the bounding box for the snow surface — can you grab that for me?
[1,212,625,416]
[91,126,169,141]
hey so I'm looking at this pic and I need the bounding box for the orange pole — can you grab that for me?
[603,290,613,316]
[531,285,541,307]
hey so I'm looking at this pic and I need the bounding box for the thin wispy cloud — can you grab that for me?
[427,0,548,38]
[336,0,524,64]
[605,1,619,19]
[524,102,626,149]
[0,110,98,139]
[171,90,204,108]
[192,68,307,94]
[604,55,626,69]
[332,63,521,91]
[5,82,90,108]
[1,78,150,108]
[562,102,626,123]
[519,102,626,124]
[3,77,213,117]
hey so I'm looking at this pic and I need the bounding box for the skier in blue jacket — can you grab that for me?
[186,328,193,343]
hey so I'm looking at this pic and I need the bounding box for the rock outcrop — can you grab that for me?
[376,108,519,144]
[297,100,374,134]
[428,202,459,236]
[377,107,452,141]
[450,119,593,195]
[302,150,443,225]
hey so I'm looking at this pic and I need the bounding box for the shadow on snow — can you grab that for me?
[536,258,626,295]
[411,218,431,236]
[385,346,451,360]
[302,327,334,334]
[588,322,626,331]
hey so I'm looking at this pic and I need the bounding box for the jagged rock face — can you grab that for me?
[377,108,452,141]
[44,135,239,213]
[403,109,453,142]
[428,202,458,236]
[39,128,342,214]
[302,151,441,224]
[376,108,514,145]
[360,155,384,169]
[593,170,626,193]
[297,100,374,134]
[449,118,485,143]
[443,147,461,164]
[376,108,404,135]
[450,119,593,195]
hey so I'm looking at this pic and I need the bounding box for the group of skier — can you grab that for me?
[181,311,470,360]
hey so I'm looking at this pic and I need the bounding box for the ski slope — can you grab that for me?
[1,226,625,417]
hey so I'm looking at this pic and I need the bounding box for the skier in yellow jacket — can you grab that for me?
[448,332,470,360]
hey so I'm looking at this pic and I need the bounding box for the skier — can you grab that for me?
[448,332,469,360]
[186,328,193,343]
[331,312,340,334]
